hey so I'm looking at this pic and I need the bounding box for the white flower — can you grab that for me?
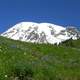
[24,52,26,55]
[5,75,8,77]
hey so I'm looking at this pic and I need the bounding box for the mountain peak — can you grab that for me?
[1,22,80,45]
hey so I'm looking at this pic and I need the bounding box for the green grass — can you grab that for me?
[0,36,80,80]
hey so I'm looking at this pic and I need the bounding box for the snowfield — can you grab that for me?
[1,22,79,45]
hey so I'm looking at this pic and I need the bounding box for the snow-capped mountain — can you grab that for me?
[66,26,80,40]
[1,22,80,45]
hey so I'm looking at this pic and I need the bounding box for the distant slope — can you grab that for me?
[0,36,80,80]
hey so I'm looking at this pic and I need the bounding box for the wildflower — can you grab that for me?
[5,75,8,78]
[10,44,17,48]
[24,52,27,55]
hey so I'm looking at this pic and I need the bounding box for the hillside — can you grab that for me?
[0,36,80,80]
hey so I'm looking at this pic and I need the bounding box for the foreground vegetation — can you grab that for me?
[0,36,80,80]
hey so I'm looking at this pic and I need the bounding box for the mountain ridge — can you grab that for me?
[1,22,80,45]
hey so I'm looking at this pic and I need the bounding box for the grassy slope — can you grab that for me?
[0,36,80,80]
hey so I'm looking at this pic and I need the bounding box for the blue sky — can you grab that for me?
[0,0,80,32]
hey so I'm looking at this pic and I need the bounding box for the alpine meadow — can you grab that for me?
[0,36,80,80]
